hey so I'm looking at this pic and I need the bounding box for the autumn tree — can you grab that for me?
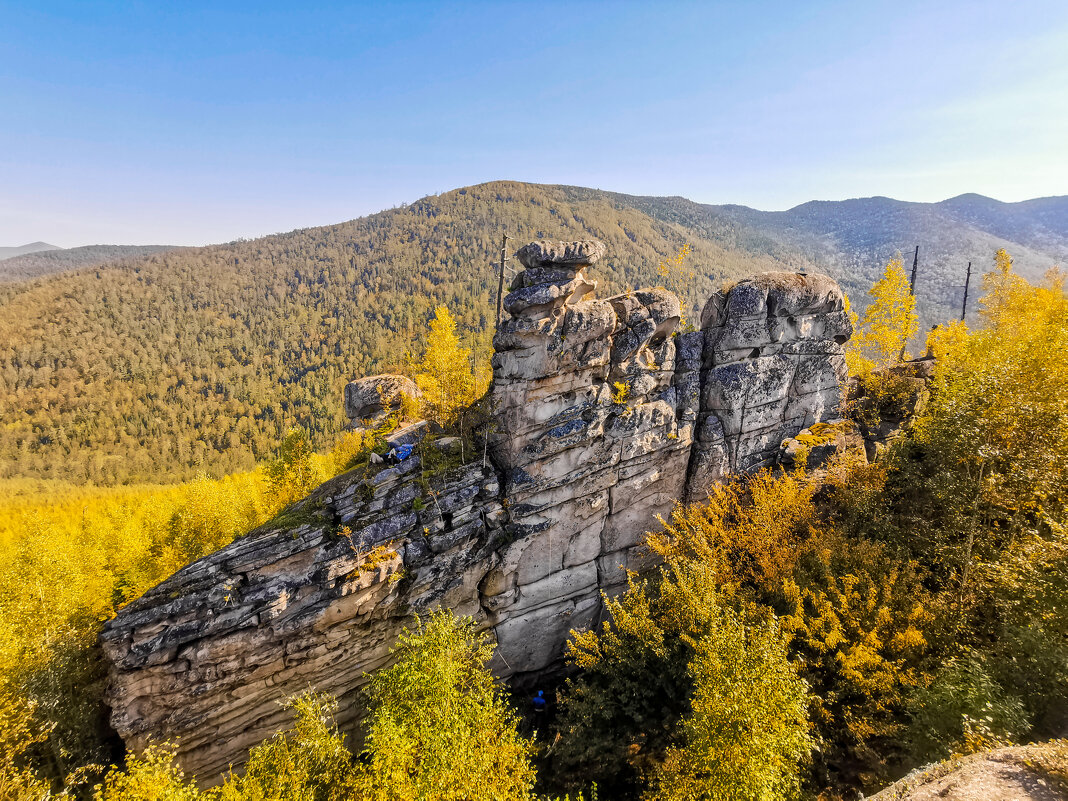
[654,243,695,327]
[556,476,820,798]
[354,611,536,801]
[647,608,811,801]
[979,248,1028,331]
[846,256,918,374]
[264,428,326,511]
[413,306,487,431]
[215,693,358,801]
[647,470,931,791]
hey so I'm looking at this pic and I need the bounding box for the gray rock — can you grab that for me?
[515,239,607,269]
[344,374,418,423]
[502,275,595,316]
[101,238,855,784]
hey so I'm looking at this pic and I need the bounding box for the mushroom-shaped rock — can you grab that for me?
[344,374,418,423]
[515,239,607,269]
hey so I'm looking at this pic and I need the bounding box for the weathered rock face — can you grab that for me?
[344,373,418,429]
[690,272,852,496]
[101,240,852,783]
[101,435,505,782]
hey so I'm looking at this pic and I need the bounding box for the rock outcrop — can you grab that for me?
[101,240,853,783]
[344,373,418,429]
[849,356,934,462]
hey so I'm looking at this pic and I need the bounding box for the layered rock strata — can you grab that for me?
[101,239,852,782]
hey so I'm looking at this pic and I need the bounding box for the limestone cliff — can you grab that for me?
[100,239,852,782]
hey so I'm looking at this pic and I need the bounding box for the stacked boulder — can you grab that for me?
[485,241,695,673]
[100,238,854,783]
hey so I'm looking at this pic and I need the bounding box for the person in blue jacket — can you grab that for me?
[387,443,414,464]
[532,690,547,714]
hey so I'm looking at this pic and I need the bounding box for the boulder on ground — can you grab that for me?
[344,374,418,426]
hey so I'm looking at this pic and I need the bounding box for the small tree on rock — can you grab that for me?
[846,256,918,374]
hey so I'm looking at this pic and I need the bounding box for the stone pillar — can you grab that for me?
[485,241,693,675]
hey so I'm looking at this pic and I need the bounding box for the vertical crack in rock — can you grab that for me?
[100,240,851,784]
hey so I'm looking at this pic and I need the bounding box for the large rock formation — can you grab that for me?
[344,373,418,429]
[100,240,852,783]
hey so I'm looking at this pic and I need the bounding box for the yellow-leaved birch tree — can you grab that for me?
[414,306,485,431]
[846,256,919,374]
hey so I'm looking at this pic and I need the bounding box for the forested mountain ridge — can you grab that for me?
[0,181,808,484]
[0,244,179,281]
[699,192,1067,317]
[1,180,1063,485]
[0,242,61,261]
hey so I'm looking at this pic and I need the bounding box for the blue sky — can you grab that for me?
[1,0,1067,246]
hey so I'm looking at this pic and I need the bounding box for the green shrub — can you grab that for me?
[354,610,536,801]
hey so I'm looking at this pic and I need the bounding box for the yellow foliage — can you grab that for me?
[0,428,360,790]
[326,429,373,475]
[913,252,1068,558]
[846,257,918,374]
[979,248,1030,331]
[355,611,536,800]
[787,420,851,468]
[648,468,934,791]
[924,319,969,362]
[654,243,695,328]
[645,608,812,801]
[414,305,488,429]
[93,744,202,801]
[649,469,818,589]
[0,690,49,800]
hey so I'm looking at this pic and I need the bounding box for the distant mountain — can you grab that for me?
[0,181,1063,485]
[0,244,180,281]
[0,241,62,261]
[693,193,1067,329]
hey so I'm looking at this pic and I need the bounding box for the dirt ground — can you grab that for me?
[869,742,1068,800]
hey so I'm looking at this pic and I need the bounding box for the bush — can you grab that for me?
[354,610,536,801]
[557,548,813,800]
[646,603,811,801]
[216,693,357,801]
[908,656,1029,761]
[93,744,201,801]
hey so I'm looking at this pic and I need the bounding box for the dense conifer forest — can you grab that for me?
[0,182,811,485]
[5,181,1063,487]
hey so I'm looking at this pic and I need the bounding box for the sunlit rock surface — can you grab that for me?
[101,240,852,782]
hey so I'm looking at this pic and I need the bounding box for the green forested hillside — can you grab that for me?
[0,245,179,281]
[3,181,1063,486]
[0,182,809,484]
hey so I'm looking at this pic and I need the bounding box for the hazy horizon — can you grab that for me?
[4,184,1068,251]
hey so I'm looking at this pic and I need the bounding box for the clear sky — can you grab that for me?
[2,0,1067,247]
